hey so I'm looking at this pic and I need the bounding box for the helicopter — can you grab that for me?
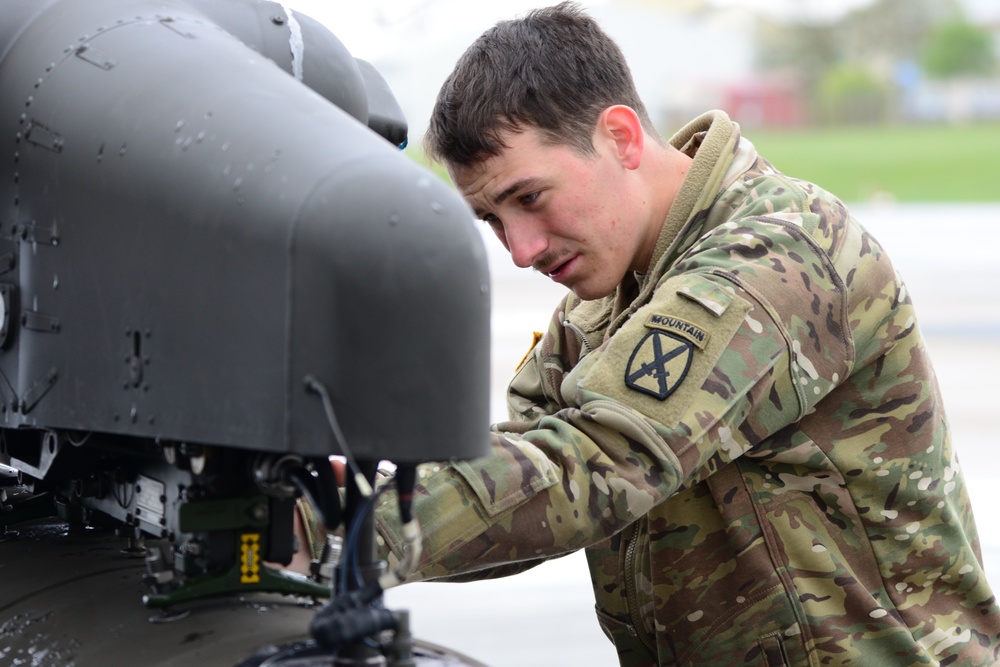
[0,0,491,664]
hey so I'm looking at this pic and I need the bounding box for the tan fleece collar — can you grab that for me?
[649,109,740,275]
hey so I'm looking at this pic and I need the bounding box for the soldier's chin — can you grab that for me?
[562,267,620,301]
[569,280,616,301]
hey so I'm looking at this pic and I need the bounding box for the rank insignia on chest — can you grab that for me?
[624,330,693,400]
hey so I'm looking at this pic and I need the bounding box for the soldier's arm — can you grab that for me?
[374,216,851,580]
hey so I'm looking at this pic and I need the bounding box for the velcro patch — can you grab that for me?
[625,331,693,400]
[645,314,710,349]
[577,272,753,429]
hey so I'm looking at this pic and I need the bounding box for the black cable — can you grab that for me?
[339,488,383,592]
[310,580,394,649]
[304,375,372,497]
[394,465,417,525]
[310,603,397,649]
[286,461,341,532]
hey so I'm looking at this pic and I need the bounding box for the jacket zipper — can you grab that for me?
[562,319,594,355]
[623,521,657,656]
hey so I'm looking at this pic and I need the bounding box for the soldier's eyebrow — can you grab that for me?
[492,177,544,207]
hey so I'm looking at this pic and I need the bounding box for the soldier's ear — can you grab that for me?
[599,105,643,170]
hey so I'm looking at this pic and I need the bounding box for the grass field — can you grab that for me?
[745,123,1000,203]
[408,123,1000,204]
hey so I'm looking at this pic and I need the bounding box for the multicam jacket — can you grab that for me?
[374,110,999,666]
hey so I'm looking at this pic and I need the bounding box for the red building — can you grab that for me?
[720,75,809,128]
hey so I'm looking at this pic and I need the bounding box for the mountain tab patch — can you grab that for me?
[645,313,709,349]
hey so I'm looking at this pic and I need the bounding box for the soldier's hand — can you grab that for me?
[330,456,346,487]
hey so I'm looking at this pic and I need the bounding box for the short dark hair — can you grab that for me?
[424,2,657,166]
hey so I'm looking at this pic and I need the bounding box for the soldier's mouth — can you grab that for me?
[546,256,578,283]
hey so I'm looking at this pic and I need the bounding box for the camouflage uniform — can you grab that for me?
[374,110,999,665]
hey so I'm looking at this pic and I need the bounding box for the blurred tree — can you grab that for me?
[755,18,836,96]
[817,64,890,124]
[754,0,965,124]
[839,0,957,66]
[922,19,997,78]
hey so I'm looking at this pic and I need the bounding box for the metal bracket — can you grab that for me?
[0,284,13,348]
[25,121,63,153]
[21,309,60,333]
[7,429,61,479]
[75,44,116,71]
[160,17,196,39]
[21,367,58,414]
[143,538,330,609]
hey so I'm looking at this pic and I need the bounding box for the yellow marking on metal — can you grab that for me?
[240,532,261,584]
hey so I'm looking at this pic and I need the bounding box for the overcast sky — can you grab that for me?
[286,0,570,61]
[285,0,998,139]
[288,0,998,62]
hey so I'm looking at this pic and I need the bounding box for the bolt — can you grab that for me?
[250,503,268,522]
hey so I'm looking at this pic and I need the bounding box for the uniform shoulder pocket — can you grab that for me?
[578,273,752,429]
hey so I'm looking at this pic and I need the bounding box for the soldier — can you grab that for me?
[368,2,1000,665]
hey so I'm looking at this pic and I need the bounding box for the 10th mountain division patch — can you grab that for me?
[624,330,693,400]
